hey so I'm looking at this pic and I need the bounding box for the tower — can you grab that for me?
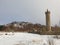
[45,9,51,31]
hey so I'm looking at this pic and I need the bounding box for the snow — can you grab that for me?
[0,32,60,45]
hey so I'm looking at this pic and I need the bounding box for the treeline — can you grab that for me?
[0,22,60,34]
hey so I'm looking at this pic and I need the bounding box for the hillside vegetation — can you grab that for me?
[0,21,60,35]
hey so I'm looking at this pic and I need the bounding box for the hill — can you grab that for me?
[0,21,60,35]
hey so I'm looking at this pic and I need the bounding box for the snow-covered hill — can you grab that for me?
[0,32,60,45]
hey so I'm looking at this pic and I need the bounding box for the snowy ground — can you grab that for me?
[0,32,60,45]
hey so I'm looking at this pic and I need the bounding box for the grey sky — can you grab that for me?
[0,0,60,26]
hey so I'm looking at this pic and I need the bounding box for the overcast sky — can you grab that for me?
[0,0,60,26]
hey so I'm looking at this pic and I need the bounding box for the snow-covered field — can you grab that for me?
[0,32,60,45]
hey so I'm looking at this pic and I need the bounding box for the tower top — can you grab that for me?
[45,9,50,14]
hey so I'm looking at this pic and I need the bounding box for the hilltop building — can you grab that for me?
[45,9,51,31]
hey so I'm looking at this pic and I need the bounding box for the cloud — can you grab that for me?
[0,0,60,26]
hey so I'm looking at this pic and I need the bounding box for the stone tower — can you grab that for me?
[45,9,51,31]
